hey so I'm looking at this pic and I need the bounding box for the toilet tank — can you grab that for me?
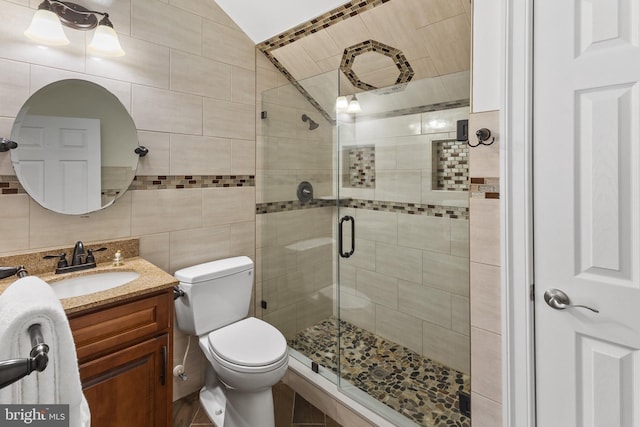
[174,256,254,336]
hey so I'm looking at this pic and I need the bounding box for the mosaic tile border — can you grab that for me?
[0,175,255,196]
[0,175,25,195]
[356,99,470,121]
[470,177,500,199]
[340,39,414,90]
[128,175,255,190]
[257,198,469,220]
[258,0,389,52]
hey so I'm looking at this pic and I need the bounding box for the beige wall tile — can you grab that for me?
[203,187,255,226]
[356,269,398,310]
[375,170,422,204]
[28,193,132,249]
[171,50,231,100]
[170,135,231,175]
[0,118,14,175]
[0,58,29,117]
[420,14,471,75]
[471,327,502,402]
[0,194,29,254]
[131,0,201,55]
[139,232,170,272]
[423,322,470,374]
[375,305,423,354]
[230,221,255,259]
[470,262,501,334]
[131,189,202,235]
[451,218,470,258]
[469,198,500,266]
[203,98,255,140]
[282,370,338,421]
[29,66,133,112]
[355,209,398,244]
[169,0,237,28]
[135,131,170,176]
[231,66,256,105]
[263,303,298,339]
[169,224,230,273]
[335,402,377,427]
[398,214,451,253]
[231,139,255,175]
[471,392,503,427]
[452,295,470,336]
[203,21,255,71]
[86,35,170,89]
[468,110,500,177]
[423,251,469,296]
[398,280,452,328]
[132,85,202,135]
[376,242,423,284]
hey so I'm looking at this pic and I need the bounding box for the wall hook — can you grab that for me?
[134,145,149,157]
[468,128,495,147]
[0,137,18,152]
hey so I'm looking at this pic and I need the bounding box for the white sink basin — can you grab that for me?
[51,271,140,299]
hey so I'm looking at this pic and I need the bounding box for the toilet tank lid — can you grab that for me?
[174,256,253,283]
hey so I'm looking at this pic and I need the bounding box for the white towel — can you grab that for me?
[0,276,90,427]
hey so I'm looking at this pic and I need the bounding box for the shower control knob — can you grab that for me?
[215,409,223,416]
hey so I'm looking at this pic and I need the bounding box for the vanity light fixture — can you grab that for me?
[24,0,125,57]
[335,96,349,112]
[346,94,362,114]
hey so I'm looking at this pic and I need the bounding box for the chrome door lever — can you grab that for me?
[543,289,599,313]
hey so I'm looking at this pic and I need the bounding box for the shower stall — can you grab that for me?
[258,70,471,427]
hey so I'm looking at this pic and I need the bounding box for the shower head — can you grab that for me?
[301,114,319,130]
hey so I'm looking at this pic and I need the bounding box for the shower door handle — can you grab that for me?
[339,215,355,258]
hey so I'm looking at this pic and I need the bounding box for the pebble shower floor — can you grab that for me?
[289,317,471,427]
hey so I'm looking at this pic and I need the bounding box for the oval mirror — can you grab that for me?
[10,79,139,215]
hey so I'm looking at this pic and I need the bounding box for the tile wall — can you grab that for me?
[0,0,256,402]
[468,110,502,426]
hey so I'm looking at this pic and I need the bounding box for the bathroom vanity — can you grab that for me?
[69,288,173,427]
[0,251,177,427]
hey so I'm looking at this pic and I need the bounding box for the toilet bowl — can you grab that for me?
[174,257,289,427]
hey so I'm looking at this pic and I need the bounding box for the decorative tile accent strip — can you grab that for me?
[356,99,470,122]
[129,175,255,190]
[346,145,375,188]
[342,198,469,219]
[340,39,414,90]
[0,175,25,195]
[257,198,469,219]
[256,199,336,214]
[259,0,389,52]
[434,139,469,191]
[470,177,500,199]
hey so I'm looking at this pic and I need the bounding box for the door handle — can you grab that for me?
[338,215,355,258]
[543,289,599,313]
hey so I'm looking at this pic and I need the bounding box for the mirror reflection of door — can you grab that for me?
[16,115,101,215]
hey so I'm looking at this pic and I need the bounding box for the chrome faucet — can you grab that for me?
[71,241,85,266]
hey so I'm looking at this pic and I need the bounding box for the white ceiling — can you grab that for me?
[213,0,349,43]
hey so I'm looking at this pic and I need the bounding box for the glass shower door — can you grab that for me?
[335,77,472,427]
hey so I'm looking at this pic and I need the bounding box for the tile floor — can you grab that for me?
[289,317,471,427]
[173,382,342,427]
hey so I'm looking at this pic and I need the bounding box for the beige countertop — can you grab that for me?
[0,257,178,315]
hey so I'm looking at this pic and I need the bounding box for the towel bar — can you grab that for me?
[0,323,49,390]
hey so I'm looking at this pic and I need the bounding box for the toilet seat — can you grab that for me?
[208,317,287,373]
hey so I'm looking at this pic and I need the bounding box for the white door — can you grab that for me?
[534,0,640,425]
[14,115,101,214]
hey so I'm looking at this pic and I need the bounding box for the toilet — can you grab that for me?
[174,256,288,427]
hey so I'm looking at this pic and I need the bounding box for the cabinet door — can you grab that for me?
[79,334,170,427]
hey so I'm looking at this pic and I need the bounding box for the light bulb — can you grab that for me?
[347,95,362,114]
[335,96,349,112]
[88,24,125,57]
[24,9,70,46]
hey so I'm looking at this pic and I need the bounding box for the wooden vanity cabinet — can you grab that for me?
[68,289,173,427]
